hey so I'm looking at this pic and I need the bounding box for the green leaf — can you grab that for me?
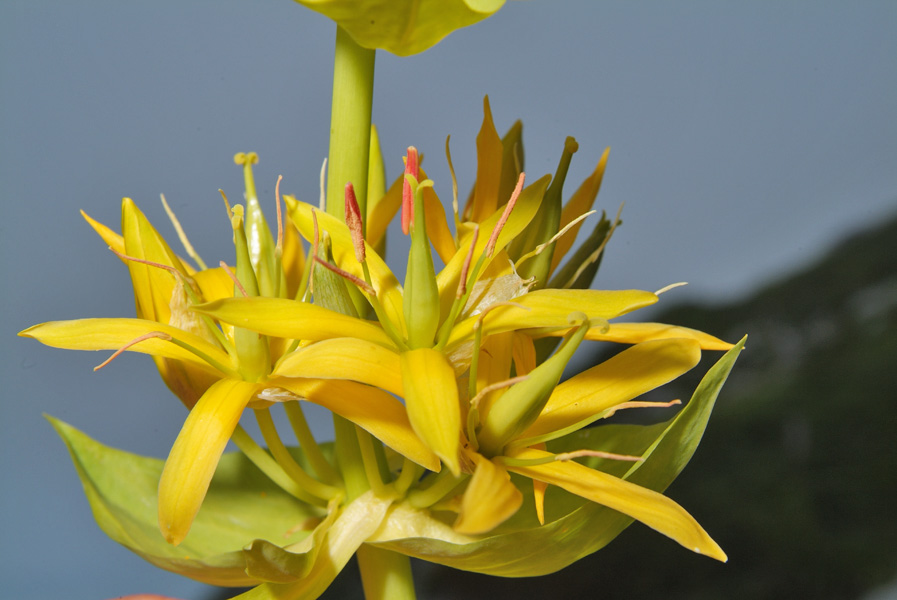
[371,337,746,575]
[48,416,327,586]
[294,0,506,56]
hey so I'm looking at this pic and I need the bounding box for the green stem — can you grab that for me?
[326,26,375,221]
[230,425,323,506]
[325,24,416,600]
[284,401,341,484]
[356,544,417,600]
[254,409,342,501]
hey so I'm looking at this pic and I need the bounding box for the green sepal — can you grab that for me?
[312,233,360,318]
[370,337,745,575]
[511,137,578,288]
[548,210,613,291]
[497,120,524,207]
[231,207,270,381]
[403,178,440,348]
[48,416,329,586]
[476,319,590,456]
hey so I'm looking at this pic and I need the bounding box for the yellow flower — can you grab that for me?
[195,131,736,562]
[20,155,437,546]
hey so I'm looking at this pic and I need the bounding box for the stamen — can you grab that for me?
[655,282,688,296]
[344,182,366,263]
[93,331,172,371]
[274,175,284,254]
[473,300,530,332]
[312,255,375,295]
[554,450,644,463]
[109,247,180,278]
[318,158,327,212]
[402,147,419,235]
[564,202,623,289]
[456,227,479,299]
[604,398,681,419]
[160,194,207,270]
[445,136,460,241]
[218,189,232,220]
[514,210,597,270]
[219,261,250,298]
[470,375,528,410]
[484,172,525,257]
[306,209,321,297]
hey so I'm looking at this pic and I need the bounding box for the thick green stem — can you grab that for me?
[324,24,416,600]
[356,544,417,600]
[326,26,375,220]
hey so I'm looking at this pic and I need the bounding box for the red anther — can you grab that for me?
[485,172,525,257]
[344,182,365,263]
[402,146,419,235]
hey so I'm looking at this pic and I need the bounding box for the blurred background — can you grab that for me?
[2,1,895,599]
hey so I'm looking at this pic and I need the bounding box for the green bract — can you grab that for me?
[294,0,506,56]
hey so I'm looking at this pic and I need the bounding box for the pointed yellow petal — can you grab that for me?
[454,454,522,534]
[81,209,124,257]
[421,170,457,265]
[550,147,609,274]
[194,297,395,348]
[401,348,462,475]
[158,379,259,545]
[506,447,727,561]
[584,321,734,350]
[466,96,504,223]
[522,338,702,441]
[121,197,190,323]
[273,338,403,396]
[447,289,658,348]
[270,377,439,472]
[19,318,231,373]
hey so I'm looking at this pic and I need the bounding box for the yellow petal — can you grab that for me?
[194,297,395,348]
[273,338,403,396]
[158,379,260,545]
[270,377,439,472]
[454,453,522,535]
[447,289,658,348]
[121,197,190,323]
[421,169,457,265]
[584,321,734,350]
[81,209,124,257]
[192,267,238,304]
[19,318,231,373]
[521,338,702,441]
[506,447,727,561]
[466,96,504,223]
[401,348,462,475]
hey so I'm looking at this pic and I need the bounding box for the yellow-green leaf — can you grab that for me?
[294,0,506,56]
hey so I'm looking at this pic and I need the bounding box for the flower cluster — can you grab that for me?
[22,97,743,599]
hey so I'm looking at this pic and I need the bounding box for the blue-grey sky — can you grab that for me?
[2,2,895,599]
